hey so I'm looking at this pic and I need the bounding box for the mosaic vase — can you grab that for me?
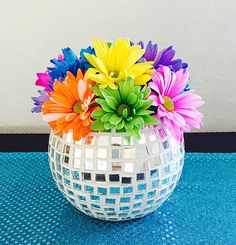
[48,123,184,221]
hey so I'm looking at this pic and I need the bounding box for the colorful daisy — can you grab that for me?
[148,66,204,142]
[42,69,99,140]
[91,77,159,138]
[84,38,154,89]
[137,41,188,72]
[47,47,94,81]
[31,90,50,113]
[35,71,54,92]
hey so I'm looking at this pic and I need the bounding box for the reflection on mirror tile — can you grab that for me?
[85,148,93,158]
[50,148,54,158]
[152,156,161,166]
[164,165,170,175]
[64,145,70,154]
[151,143,159,154]
[74,148,81,158]
[124,162,134,172]
[56,153,61,163]
[98,136,109,146]
[97,148,107,158]
[112,148,120,159]
[122,177,131,184]
[163,140,169,150]
[75,138,82,145]
[123,186,133,194]
[97,160,107,171]
[56,162,61,171]
[73,183,81,190]
[73,171,80,179]
[109,174,120,182]
[149,131,157,142]
[147,190,156,198]
[136,146,148,159]
[137,173,145,181]
[150,169,158,178]
[63,167,70,176]
[85,160,93,170]
[110,187,120,194]
[64,155,69,164]
[123,136,133,146]
[86,136,96,145]
[112,162,122,171]
[56,140,62,150]
[96,174,106,182]
[165,151,172,162]
[74,158,80,168]
[83,172,91,181]
[120,197,131,203]
[138,134,146,144]
[158,128,165,139]
[124,148,135,159]
[98,187,107,195]
[52,138,56,147]
[65,132,73,143]
[111,137,122,146]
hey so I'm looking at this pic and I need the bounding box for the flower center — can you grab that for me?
[117,104,131,117]
[73,101,83,113]
[110,71,119,79]
[163,96,174,112]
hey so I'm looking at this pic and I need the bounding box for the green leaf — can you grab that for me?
[110,114,122,125]
[116,119,125,130]
[119,77,134,101]
[134,100,144,110]
[101,113,113,123]
[100,101,114,112]
[126,92,137,105]
[133,86,140,95]
[143,115,159,125]
[95,98,105,106]
[91,109,105,119]
[136,109,152,115]
[91,119,105,131]
[129,128,141,139]
[138,93,144,100]
[104,96,118,110]
[131,116,144,128]
[92,85,103,97]
[124,135,132,145]
[106,87,121,104]
[125,121,134,131]
[104,122,113,130]
[141,87,151,99]
[122,108,128,118]
[100,88,113,99]
[142,100,153,110]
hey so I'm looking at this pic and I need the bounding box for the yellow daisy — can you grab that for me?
[84,38,154,89]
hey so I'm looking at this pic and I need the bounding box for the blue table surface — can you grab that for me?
[0,152,235,245]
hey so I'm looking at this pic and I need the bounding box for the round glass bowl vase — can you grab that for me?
[48,124,185,221]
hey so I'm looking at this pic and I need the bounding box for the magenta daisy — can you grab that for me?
[148,66,204,142]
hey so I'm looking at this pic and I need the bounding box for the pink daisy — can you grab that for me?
[148,66,204,142]
[35,54,64,92]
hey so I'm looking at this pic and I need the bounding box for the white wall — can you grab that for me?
[0,0,235,133]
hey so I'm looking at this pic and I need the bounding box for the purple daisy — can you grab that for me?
[31,90,49,113]
[137,41,188,72]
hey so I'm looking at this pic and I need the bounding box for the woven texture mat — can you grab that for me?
[0,152,235,244]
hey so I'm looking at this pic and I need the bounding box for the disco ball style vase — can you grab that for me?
[48,123,184,221]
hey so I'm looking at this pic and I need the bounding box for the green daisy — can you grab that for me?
[91,77,159,139]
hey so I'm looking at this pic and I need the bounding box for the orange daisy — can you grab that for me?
[42,69,99,141]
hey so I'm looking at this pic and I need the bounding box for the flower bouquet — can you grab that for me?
[32,38,204,221]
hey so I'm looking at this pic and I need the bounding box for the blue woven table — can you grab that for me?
[0,152,235,244]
